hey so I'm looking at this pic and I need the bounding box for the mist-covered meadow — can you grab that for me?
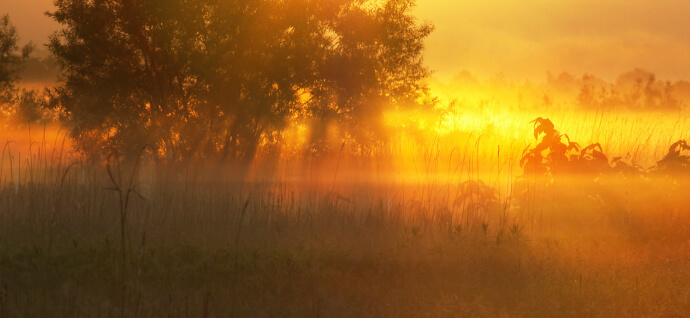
[3,0,690,317]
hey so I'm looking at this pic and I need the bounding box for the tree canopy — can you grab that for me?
[47,0,434,162]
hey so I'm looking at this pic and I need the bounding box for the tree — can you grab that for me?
[0,14,33,104]
[302,0,434,155]
[47,0,434,165]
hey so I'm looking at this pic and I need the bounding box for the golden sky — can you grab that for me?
[415,0,690,81]
[4,0,690,81]
[3,0,58,51]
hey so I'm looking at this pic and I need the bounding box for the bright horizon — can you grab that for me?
[5,0,690,82]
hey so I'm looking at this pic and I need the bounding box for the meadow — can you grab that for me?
[4,0,690,315]
[2,104,690,317]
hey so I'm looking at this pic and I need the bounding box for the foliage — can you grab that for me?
[520,117,690,179]
[0,14,33,103]
[13,89,45,124]
[515,117,690,221]
[521,118,613,177]
[47,0,434,161]
[0,15,54,127]
[656,140,690,173]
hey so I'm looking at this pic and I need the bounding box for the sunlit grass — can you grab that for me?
[2,93,690,315]
[1,139,690,316]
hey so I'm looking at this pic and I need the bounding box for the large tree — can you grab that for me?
[47,0,433,163]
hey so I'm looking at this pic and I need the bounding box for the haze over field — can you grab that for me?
[3,1,690,316]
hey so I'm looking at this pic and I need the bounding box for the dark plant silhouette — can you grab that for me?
[454,180,497,209]
[520,118,629,177]
[454,180,498,233]
[515,117,690,227]
[611,155,646,177]
[655,140,690,174]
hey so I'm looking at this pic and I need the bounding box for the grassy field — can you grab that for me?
[2,113,690,317]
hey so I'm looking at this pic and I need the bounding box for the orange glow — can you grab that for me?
[414,0,690,81]
[4,1,690,182]
[7,1,690,82]
[4,2,690,315]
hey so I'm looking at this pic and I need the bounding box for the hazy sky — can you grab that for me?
[3,0,58,52]
[4,0,690,81]
[414,0,690,81]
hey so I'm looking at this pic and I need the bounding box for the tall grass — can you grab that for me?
[0,111,690,316]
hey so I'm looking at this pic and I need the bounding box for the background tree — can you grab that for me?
[47,0,434,165]
[0,14,33,104]
[0,14,48,126]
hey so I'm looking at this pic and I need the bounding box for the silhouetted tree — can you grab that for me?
[303,0,435,155]
[0,14,33,103]
[47,0,434,165]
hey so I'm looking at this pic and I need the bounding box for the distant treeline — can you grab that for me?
[552,69,686,111]
[433,69,690,112]
[20,52,60,84]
